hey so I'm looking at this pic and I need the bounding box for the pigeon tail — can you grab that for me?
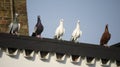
[54,35,61,40]
[31,32,36,37]
[9,26,13,34]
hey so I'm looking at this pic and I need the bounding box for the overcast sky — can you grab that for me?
[27,0,120,45]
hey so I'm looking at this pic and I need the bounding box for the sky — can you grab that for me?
[27,0,120,45]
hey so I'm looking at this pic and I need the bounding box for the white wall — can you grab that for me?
[0,49,118,67]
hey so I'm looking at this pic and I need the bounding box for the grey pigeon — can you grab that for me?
[32,16,44,38]
[9,13,20,35]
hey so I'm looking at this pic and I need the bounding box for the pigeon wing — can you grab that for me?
[9,23,13,33]
[18,23,20,31]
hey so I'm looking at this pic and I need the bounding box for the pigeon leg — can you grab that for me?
[36,35,42,38]
[75,40,78,43]
[15,32,19,35]
[73,37,77,43]
[71,37,74,42]
[11,30,14,34]
[59,36,63,40]
[36,35,40,38]
[12,31,16,35]
[104,44,109,47]
[75,39,79,43]
[54,35,58,39]
[16,32,18,35]
[17,32,20,36]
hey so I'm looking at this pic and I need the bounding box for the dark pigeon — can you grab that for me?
[32,16,44,38]
[100,24,111,47]
[9,13,20,35]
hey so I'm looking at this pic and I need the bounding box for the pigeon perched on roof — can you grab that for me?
[100,24,111,47]
[32,16,44,38]
[9,13,20,35]
[54,19,65,40]
[71,20,82,42]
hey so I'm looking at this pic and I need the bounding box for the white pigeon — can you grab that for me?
[54,19,65,40]
[71,20,82,42]
[9,13,20,35]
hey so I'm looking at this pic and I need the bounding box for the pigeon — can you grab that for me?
[71,20,82,42]
[100,24,111,47]
[32,16,44,38]
[9,13,20,35]
[54,19,65,40]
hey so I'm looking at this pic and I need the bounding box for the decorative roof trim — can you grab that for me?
[0,33,120,61]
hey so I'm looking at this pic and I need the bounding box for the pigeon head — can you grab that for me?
[59,19,64,25]
[13,13,19,23]
[105,24,109,32]
[60,19,64,22]
[106,24,108,28]
[15,13,19,17]
[77,20,80,22]
[37,15,41,23]
[106,24,108,27]
[76,20,80,29]
[38,15,40,18]
[77,20,80,24]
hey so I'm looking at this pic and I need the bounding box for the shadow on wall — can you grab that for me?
[0,48,119,67]
[56,54,67,64]
[24,54,36,61]
[71,58,82,66]
[40,52,53,62]
[23,50,36,61]
[7,50,20,59]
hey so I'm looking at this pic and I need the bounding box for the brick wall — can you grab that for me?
[0,0,29,35]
